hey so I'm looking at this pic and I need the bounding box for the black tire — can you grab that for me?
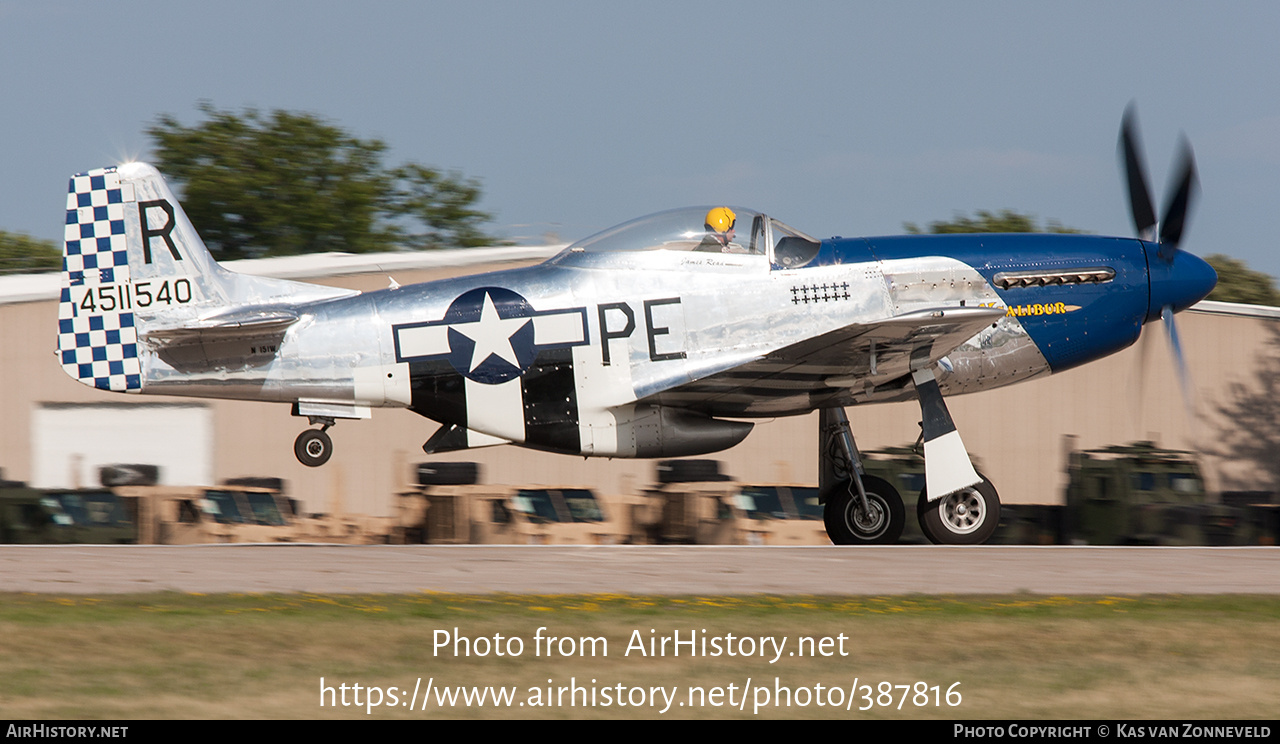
[223,476,286,492]
[416,462,480,486]
[917,474,1000,545]
[99,464,160,487]
[656,459,730,483]
[294,429,333,467]
[822,475,904,545]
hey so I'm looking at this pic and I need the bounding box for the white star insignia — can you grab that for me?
[454,292,530,373]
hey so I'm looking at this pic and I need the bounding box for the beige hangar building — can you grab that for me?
[2,246,1277,517]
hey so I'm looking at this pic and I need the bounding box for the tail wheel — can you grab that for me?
[917,474,1000,545]
[822,475,904,545]
[294,429,333,467]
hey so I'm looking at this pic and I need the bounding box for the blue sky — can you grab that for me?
[4,1,1279,277]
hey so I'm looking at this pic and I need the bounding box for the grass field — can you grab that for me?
[2,592,1278,719]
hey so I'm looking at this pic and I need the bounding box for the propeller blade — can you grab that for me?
[1157,136,1199,260]
[1132,317,1155,423]
[1119,104,1157,242]
[1161,304,1196,418]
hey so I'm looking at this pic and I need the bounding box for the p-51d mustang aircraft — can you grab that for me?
[56,109,1215,545]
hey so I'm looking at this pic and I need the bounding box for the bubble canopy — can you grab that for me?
[553,207,820,268]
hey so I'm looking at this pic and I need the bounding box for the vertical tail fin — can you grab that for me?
[57,162,357,392]
[58,166,143,391]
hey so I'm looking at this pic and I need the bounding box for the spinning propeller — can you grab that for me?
[1118,103,1215,414]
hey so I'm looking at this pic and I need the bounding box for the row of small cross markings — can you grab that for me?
[790,282,852,304]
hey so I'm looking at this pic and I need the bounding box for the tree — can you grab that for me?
[1203,254,1280,306]
[386,164,495,250]
[903,209,1085,235]
[1214,323,1280,491]
[0,231,61,274]
[906,211,1280,307]
[148,103,498,258]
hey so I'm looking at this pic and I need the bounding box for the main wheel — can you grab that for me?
[823,475,904,545]
[917,475,1000,545]
[294,429,333,467]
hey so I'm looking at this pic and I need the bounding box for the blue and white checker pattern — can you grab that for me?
[57,167,142,392]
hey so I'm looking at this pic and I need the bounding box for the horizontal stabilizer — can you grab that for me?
[143,310,299,343]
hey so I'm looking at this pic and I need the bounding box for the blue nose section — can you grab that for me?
[1146,245,1217,321]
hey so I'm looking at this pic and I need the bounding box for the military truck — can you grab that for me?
[118,482,297,543]
[858,447,930,544]
[0,484,136,544]
[629,460,829,545]
[1064,441,1249,546]
[1,465,390,544]
[395,462,626,545]
[1221,491,1280,546]
[0,465,143,544]
[122,481,390,544]
[732,484,829,545]
[629,460,737,544]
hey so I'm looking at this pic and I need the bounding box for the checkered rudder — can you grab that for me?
[57,167,142,392]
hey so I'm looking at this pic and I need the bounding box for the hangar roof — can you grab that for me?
[0,245,566,305]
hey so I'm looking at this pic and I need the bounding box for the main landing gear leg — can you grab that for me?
[819,407,904,545]
[294,416,335,467]
[910,367,1001,544]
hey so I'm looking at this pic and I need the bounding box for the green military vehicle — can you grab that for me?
[1064,441,1250,546]
[1221,491,1280,546]
[0,466,379,545]
[860,446,1062,545]
[0,481,136,545]
[858,447,930,544]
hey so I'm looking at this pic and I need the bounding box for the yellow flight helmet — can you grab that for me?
[704,206,736,233]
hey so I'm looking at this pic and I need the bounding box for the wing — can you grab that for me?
[645,305,1006,417]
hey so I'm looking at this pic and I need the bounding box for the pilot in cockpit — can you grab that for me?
[695,207,745,253]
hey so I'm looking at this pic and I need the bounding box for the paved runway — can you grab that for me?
[1,544,1276,594]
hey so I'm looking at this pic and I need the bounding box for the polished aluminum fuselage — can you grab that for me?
[141,248,1046,416]
[61,164,1217,460]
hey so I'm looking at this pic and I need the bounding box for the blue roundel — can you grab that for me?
[442,287,537,384]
